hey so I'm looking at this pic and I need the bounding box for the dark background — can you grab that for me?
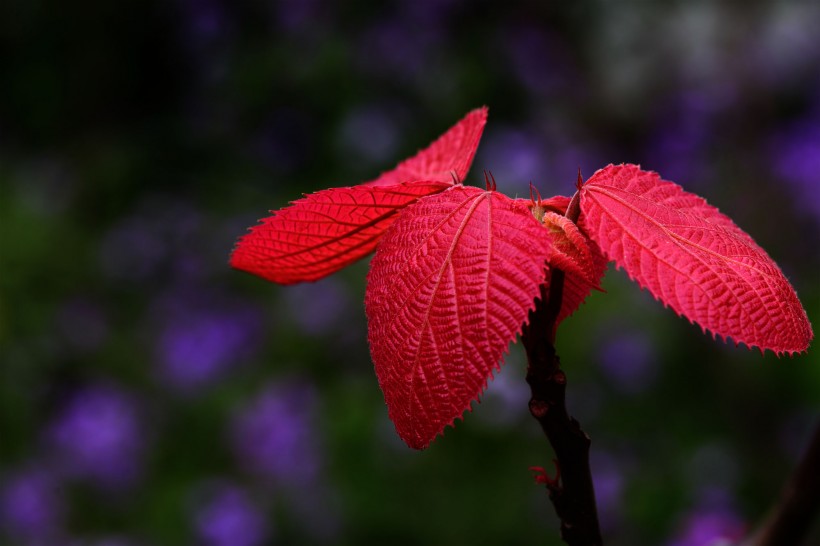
[1,1,818,545]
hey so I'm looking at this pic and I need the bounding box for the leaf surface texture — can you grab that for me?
[579,164,812,354]
[230,181,449,284]
[231,108,488,284]
[366,186,553,448]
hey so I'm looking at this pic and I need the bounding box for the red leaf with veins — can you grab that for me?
[578,164,813,354]
[541,210,608,323]
[542,211,598,285]
[366,185,553,449]
[231,107,488,284]
[230,181,449,284]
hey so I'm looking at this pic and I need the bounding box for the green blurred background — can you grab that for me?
[1,1,818,545]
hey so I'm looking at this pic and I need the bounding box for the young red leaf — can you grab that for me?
[231,107,488,284]
[541,211,597,286]
[230,181,449,284]
[522,196,608,324]
[578,164,813,354]
[541,211,608,323]
[365,185,554,449]
[365,107,488,187]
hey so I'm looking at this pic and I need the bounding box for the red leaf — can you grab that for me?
[541,211,598,285]
[520,196,608,324]
[230,107,488,284]
[578,164,813,354]
[365,107,488,187]
[230,181,449,284]
[365,186,553,449]
[541,211,608,323]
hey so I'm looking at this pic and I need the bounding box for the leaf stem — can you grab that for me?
[522,276,602,545]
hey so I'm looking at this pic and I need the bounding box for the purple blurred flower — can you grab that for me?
[597,330,658,395]
[590,451,625,532]
[0,467,64,543]
[230,381,321,486]
[479,127,551,188]
[46,384,146,490]
[667,485,746,546]
[193,483,270,546]
[230,382,344,540]
[667,498,745,546]
[478,124,605,196]
[769,116,820,220]
[643,89,730,189]
[667,511,745,546]
[154,295,264,393]
[552,142,610,188]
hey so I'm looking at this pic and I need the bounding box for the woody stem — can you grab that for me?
[522,272,602,546]
[743,421,820,546]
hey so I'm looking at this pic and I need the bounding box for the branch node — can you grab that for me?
[530,460,562,490]
[529,399,549,418]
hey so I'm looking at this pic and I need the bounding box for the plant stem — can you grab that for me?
[743,421,820,546]
[522,272,602,546]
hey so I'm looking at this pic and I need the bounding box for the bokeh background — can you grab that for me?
[1,0,819,545]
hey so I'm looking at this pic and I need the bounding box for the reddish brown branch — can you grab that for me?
[522,275,602,546]
[743,422,820,546]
